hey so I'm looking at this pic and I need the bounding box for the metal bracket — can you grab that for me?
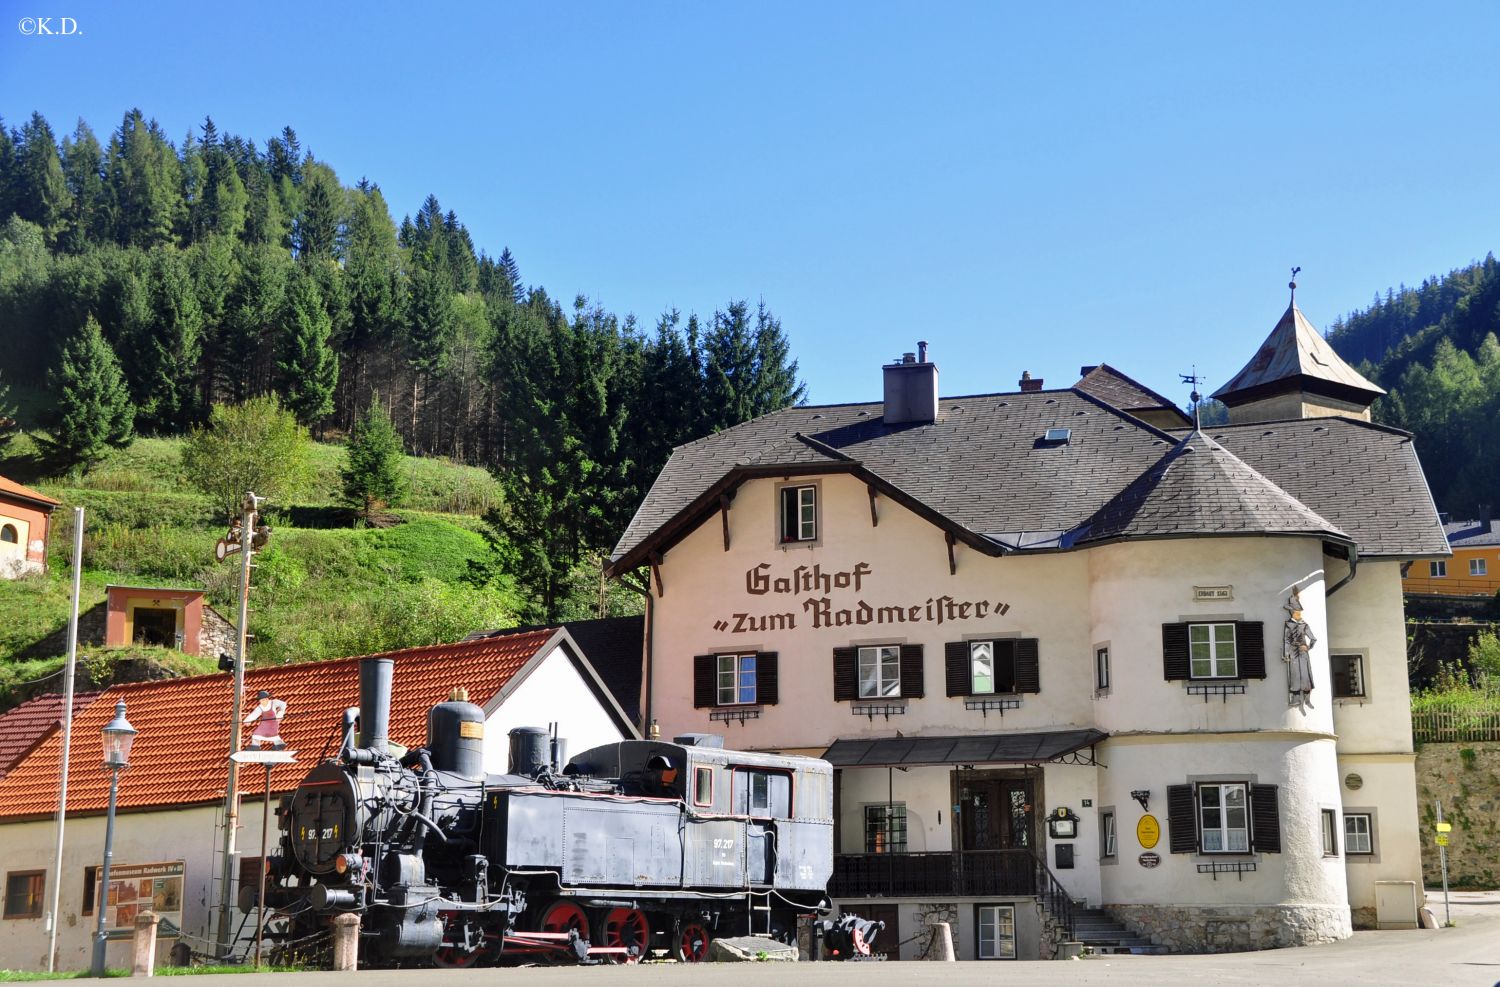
[1196,861,1257,880]
[1185,681,1246,703]
[964,696,1023,717]
[852,702,907,720]
[709,707,761,726]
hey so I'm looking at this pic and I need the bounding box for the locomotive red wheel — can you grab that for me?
[432,911,483,968]
[675,922,711,963]
[540,900,591,941]
[603,907,650,961]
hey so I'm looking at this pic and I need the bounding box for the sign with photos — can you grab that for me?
[96,861,184,933]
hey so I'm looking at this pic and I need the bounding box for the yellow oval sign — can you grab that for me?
[1137,814,1161,849]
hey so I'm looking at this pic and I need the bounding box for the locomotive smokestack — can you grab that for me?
[359,656,393,753]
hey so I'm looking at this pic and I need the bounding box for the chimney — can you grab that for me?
[358,656,393,753]
[883,341,939,425]
[1019,370,1044,393]
[1481,504,1493,535]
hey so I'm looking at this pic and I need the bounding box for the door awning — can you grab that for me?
[821,728,1107,768]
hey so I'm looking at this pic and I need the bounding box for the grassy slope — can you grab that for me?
[0,433,514,704]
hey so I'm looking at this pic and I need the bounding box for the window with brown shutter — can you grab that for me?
[693,654,717,708]
[756,652,779,706]
[899,644,924,698]
[1014,638,1040,693]
[1250,784,1281,853]
[945,641,970,696]
[833,646,858,701]
[1167,784,1197,853]
[1236,622,1266,679]
[1162,624,1190,680]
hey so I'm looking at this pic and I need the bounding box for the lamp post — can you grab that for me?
[90,701,136,978]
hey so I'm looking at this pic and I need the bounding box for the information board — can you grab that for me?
[96,861,184,933]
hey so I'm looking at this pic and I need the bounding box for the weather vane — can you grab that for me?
[1289,266,1301,303]
[1179,366,1204,429]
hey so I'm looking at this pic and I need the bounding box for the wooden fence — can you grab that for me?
[1411,708,1500,743]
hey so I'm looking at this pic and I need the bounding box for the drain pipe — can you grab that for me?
[1326,544,1359,597]
[618,567,655,738]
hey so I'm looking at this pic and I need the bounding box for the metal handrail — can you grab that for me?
[1032,852,1075,941]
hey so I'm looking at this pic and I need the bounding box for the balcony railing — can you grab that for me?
[831,849,1036,898]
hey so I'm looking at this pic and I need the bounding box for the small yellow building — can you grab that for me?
[1402,517,1499,597]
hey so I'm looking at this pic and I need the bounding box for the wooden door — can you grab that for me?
[960,778,1035,850]
[864,903,900,960]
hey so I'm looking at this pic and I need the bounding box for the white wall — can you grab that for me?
[484,643,628,770]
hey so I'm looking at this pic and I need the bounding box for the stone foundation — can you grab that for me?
[1106,903,1351,953]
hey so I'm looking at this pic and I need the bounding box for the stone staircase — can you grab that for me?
[1071,907,1168,955]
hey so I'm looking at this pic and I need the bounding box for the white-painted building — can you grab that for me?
[605,300,1446,958]
[0,627,637,972]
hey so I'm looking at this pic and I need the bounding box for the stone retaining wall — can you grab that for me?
[1105,903,1351,953]
[1415,742,1500,888]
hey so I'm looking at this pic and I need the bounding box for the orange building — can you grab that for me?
[0,475,59,578]
[1402,517,1500,596]
[104,586,233,655]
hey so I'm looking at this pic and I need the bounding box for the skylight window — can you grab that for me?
[1044,428,1071,444]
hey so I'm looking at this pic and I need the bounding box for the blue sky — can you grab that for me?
[3,1,1498,405]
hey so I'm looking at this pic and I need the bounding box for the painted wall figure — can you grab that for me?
[243,689,288,749]
[1283,590,1317,712]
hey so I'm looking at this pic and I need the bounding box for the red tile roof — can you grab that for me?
[0,474,61,508]
[0,630,559,821]
[0,691,103,779]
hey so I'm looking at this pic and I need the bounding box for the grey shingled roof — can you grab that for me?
[1077,431,1348,545]
[611,390,1183,563]
[611,388,1448,567]
[1187,419,1450,559]
[1213,302,1385,404]
[1075,364,1190,423]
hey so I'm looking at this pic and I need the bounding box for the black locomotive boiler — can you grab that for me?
[265,656,834,966]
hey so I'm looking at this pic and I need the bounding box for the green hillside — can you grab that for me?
[0,431,524,707]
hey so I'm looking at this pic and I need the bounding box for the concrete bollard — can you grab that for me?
[131,910,160,977]
[332,913,361,971]
[932,921,955,961]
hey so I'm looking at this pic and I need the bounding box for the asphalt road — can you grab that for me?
[207,891,1500,987]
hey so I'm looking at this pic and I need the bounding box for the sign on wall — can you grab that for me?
[713,561,1013,633]
[1193,585,1233,601]
[96,861,184,932]
[1136,814,1161,849]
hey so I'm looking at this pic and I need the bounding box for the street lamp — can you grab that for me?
[91,701,136,977]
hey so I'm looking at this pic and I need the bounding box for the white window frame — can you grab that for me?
[864,803,907,854]
[1345,813,1374,855]
[1197,782,1249,853]
[976,904,1017,960]
[1321,808,1339,856]
[858,645,901,699]
[1470,557,1488,576]
[716,653,757,706]
[1331,653,1366,699]
[1095,645,1110,695]
[1188,622,1238,679]
[970,640,995,694]
[1101,811,1116,859]
[1430,560,1447,578]
[779,484,818,543]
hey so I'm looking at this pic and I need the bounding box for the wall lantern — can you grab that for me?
[1047,806,1081,839]
[1131,789,1151,811]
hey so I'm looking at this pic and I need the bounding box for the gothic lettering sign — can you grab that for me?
[1138,852,1161,869]
[711,562,1012,633]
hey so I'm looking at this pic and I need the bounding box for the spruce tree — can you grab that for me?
[60,121,105,252]
[498,247,524,303]
[15,112,73,247]
[130,249,205,429]
[0,373,17,451]
[42,315,134,469]
[278,267,338,427]
[341,397,407,517]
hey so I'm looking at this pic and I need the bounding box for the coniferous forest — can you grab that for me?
[0,109,805,619]
[1327,254,1500,517]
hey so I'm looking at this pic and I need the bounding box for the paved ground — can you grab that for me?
[208,891,1500,987]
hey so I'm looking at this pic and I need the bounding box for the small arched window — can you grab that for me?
[0,524,17,544]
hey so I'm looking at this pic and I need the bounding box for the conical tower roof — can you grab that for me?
[1076,430,1349,545]
[1212,301,1385,407]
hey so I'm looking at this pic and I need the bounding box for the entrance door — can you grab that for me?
[959,778,1033,851]
[133,607,178,647]
[864,903,900,961]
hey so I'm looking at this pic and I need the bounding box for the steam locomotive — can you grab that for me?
[262,656,835,966]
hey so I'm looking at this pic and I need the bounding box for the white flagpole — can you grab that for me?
[47,506,85,972]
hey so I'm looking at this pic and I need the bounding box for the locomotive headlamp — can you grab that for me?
[335,853,363,876]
